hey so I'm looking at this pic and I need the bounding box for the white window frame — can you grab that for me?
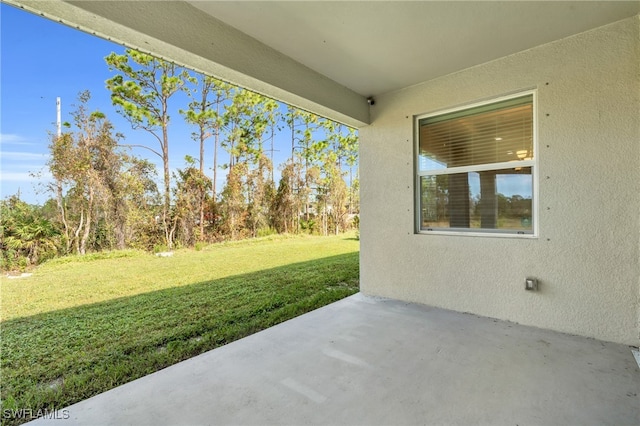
[414,90,538,238]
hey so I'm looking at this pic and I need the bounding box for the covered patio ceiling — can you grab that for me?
[189,1,640,97]
[7,1,640,127]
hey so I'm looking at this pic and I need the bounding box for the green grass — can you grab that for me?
[0,233,359,425]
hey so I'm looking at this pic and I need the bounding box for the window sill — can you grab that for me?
[417,229,538,239]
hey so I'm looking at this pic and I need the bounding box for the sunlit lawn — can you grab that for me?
[1,233,359,425]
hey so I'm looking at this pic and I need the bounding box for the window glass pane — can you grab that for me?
[420,167,533,232]
[418,95,533,171]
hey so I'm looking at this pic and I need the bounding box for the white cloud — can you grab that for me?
[0,134,35,145]
[0,149,51,193]
[0,151,50,161]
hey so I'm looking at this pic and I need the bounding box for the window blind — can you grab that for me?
[418,94,533,171]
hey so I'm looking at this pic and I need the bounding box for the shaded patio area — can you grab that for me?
[31,293,639,425]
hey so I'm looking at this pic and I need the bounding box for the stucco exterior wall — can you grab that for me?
[359,16,640,345]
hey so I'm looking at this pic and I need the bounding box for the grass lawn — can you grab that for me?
[1,233,359,425]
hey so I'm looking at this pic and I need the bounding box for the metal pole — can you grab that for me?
[56,97,61,137]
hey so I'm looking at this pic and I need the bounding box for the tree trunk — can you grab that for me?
[162,106,172,250]
[80,188,93,255]
[55,181,72,253]
[213,99,221,201]
[74,210,84,255]
[199,134,205,241]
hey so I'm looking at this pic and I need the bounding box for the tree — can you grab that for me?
[261,98,281,185]
[180,75,231,239]
[222,89,267,168]
[321,155,349,234]
[105,49,190,249]
[272,160,304,233]
[0,196,59,270]
[172,156,212,246]
[286,107,321,224]
[320,123,358,214]
[350,173,360,217]
[217,89,280,239]
[49,91,123,254]
[244,94,279,237]
[246,153,274,237]
[48,91,159,254]
[111,156,160,250]
[220,162,248,240]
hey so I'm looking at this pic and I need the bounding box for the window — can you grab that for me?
[415,91,536,236]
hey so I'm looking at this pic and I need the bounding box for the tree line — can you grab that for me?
[1,49,358,270]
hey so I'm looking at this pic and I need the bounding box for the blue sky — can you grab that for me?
[0,3,296,205]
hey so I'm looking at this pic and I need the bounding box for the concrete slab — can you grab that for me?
[29,294,639,425]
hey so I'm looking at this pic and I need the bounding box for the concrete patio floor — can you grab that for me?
[31,293,639,425]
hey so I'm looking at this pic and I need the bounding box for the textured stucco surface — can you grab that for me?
[360,16,640,345]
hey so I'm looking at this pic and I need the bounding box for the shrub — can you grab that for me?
[257,227,278,238]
